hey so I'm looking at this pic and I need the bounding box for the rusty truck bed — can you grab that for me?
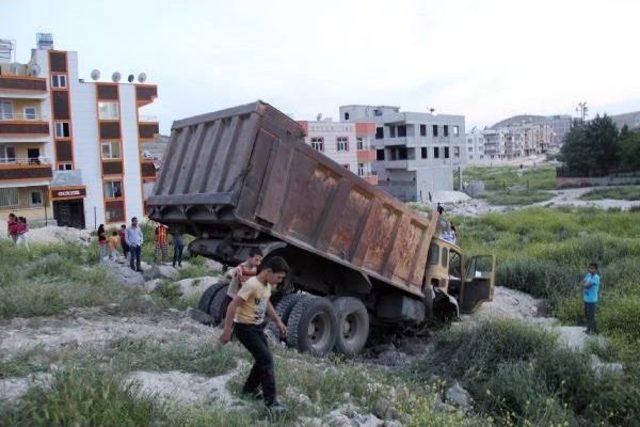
[147,101,438,297]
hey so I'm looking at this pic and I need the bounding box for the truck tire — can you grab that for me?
[269,293,307,342]
[197,282,227,314]
[332,297,369,357]
[287,296,338,356]
[209,284,231,325]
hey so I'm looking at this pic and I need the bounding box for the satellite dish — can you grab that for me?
[111,72,121,82]
[90,69,100,81]
[127,74,134,83]
[28,63,41,77]
[137,72,147,83]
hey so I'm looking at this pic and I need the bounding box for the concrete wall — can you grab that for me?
[303,121,358,173]
[120,85,144,221]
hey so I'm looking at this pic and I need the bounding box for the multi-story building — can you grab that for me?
[297,119,378,185]
[491,114,571,147]
[465,127,486,163]
[0,34,158,229]
[339,105,464,202]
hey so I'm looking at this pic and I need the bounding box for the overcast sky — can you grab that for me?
[3,0,639,134]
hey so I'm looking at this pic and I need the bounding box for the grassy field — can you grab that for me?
[460,165,557,191]
[579,185,640,201]
[482,189,555,206]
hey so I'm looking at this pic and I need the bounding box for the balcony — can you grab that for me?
[0,157,53,181]
[0,75,47,97]
[135,85,158,106]
[138,119,159,140]
[0,113,49,137]
[141,159,157,178]
[356,149,376,163]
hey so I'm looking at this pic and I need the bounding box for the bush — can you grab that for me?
[496,258,577,299]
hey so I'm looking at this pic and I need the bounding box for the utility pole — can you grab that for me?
[576,101,588,123]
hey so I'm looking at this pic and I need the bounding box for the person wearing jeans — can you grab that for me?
[583,262,601,334]
[219,256,289,414]
[125,217,144,272]
[172,230,184,268]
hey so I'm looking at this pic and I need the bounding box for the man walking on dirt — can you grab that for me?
[583,263,601,334]
[219,256,289,414]
[125,217,143,272]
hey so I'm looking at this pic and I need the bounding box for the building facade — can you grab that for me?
[0,34,158,229]
[297,119,378,185]
[465,127,486,163]
[339,105,464,202]
[491,114,571,147]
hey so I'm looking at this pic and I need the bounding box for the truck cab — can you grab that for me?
[425,238,495,317]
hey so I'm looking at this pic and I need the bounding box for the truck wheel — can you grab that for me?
[333,297,369,357]
[287,296,338,356]
[209,284,231,325]
[197,282,227,314]
[269,293,307,341]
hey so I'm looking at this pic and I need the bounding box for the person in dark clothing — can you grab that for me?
[118,224,129,260]
[97,224,107,261]
[219,256,289,414]
[172,229,184,268]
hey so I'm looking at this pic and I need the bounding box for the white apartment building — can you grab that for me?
[0,34,158,229]
[465,127,486,163]
[339,105,464,202]
[298,119,378,185]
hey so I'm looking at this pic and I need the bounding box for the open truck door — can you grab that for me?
[459,254,496,314]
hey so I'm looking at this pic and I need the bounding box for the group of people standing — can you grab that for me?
[6,213,29,250]
[96,217,184,272]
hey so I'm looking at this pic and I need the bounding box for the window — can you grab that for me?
[441,247,449,268]
[336,137,349,152]
[454,147,460,158]
[0,188,19,208]
[52,74,67,88]
[421,147,428,159]
[469,155,474,159]
[376,149,385,160]
[467,138,473,143]
[106,203,125,223]
[453,125,459,136]
[356,137,364,150]
[55,122,70,138]
[434,147,440,158]
[389,126,396,138]
[24,107,36,120]
[432,125,438,137]
[373,109,382,117]
[98,101,119,120]
[358,163,365,176]
[420,124,427,136]
[427,243,439,265]
[58,163,73,171]
[104,180,123,199]
[375,127,384,139]
[30,190,43,207]
[310,137,324,152]
[397,125,407,137]
[444,147,450,159]
[0,145,16,163]
[0,100,13,120]
[101,141,121,159]
[443,125,449,137]
[468,147,474,152]
[344,112,350,121]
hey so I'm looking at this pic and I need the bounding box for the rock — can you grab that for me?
[446,382,473,410]
[284,385,314,410]
[590,355,624,376]
[373,397,393,419]
[139,294,156,311]
[187,307,214,325]
[434,398,457,413]
[105,261,145,287]
[142,265,179,281]
[174,276,219,298]
[0,373,53,406]
[144,279,162,292]
[203,258,224,271]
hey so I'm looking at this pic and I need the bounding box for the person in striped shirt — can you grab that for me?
[154,223,169,264]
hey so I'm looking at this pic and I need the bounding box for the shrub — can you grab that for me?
[496,258,577,299]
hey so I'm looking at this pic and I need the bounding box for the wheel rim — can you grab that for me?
[307,311,331,351]
[342,313,359,342]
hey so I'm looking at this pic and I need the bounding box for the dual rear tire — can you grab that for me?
[283,294,369,357]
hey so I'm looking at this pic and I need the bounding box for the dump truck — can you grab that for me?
[147,101,495,357]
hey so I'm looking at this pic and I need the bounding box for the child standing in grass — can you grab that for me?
[108,231,119,260]
[583,262,600,334]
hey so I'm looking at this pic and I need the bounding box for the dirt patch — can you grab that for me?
[0,225,93,246]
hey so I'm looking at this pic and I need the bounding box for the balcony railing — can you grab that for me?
[0,112,48,121]
[0,157,53,180]
[138,114,158,122]
[0,75,47,92]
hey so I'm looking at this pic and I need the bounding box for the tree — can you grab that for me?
[560,115,620,176]
[585,115,620,175]
[619,130,640,171]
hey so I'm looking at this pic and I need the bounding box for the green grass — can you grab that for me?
[482,190,555,206]
[460,165,557,191]
[579,185,640,201]
[419,320,640,426]
[0,240,148,318]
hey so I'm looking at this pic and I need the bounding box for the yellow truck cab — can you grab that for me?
[425,237,496,318]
